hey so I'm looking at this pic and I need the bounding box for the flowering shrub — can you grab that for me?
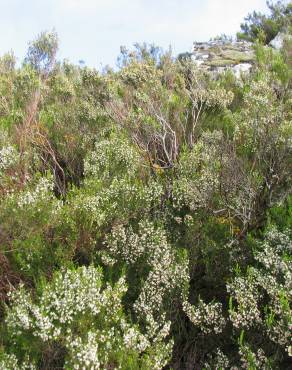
[0,24,291,370]
[238,343,271,369]
[2,266,173,369]
[183,228,291,369]
[0,353,35,370]
[228,228,291,353]
[183,298,226,334]
[0,175,64,279]
[0,139,30,195]
[0,145,19,174]
[84,135,141,180]
[203,348,230,369]
[16,177,57,208]
[172,130,222,211]
[103,221,189,321]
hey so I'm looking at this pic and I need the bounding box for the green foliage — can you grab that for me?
[25,30,58,75]
[237,0,292,43]
[0,15,291,369]
[1,266,172,369]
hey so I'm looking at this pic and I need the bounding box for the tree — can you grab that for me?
[237,1,292,43]
[25,30,58,77]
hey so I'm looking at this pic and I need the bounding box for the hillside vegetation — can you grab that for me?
[0,2,291,369]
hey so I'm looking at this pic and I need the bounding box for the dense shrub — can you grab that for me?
[0,15,291,369]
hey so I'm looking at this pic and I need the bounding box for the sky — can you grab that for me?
[0,0,269,69]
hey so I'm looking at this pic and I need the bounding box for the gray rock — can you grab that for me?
[232,63,253,78]
[188,32,291,78]
[269,32,291,49]
[191,39,255,77]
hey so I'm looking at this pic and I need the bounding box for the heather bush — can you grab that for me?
[0,17,291,369]
[1,266,172,369]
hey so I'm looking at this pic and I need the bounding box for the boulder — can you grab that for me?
[232,63,252,78]
[269,32,291,49]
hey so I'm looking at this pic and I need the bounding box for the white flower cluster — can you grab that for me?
[233,76,284,151]
[183,298,226,334]
[84,136,140,180]
[71,177,163,233]
[66,331,102,370]
[260,228,292,271]
[244,79,274,109]
[134,243,188,319]
[204,348,230,369]
[123,325,149,352]
[71,149,165,229]
[190,86,233,110]
[6,266,126,341]
[5,265,172,369]
[17,177,55,208]
[104,220,189,321]
[0,145,19,173]
[104,220,165,264]
[227,229,291,356]
[254,232,291,354]
[227,274,262,329]
[0,353,36,370]
[203,229,292,367]
[172,131,222,211]
[239,344,270,369]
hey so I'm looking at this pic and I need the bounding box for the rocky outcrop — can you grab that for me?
[189,32,291,77]
[191,39,255,77]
